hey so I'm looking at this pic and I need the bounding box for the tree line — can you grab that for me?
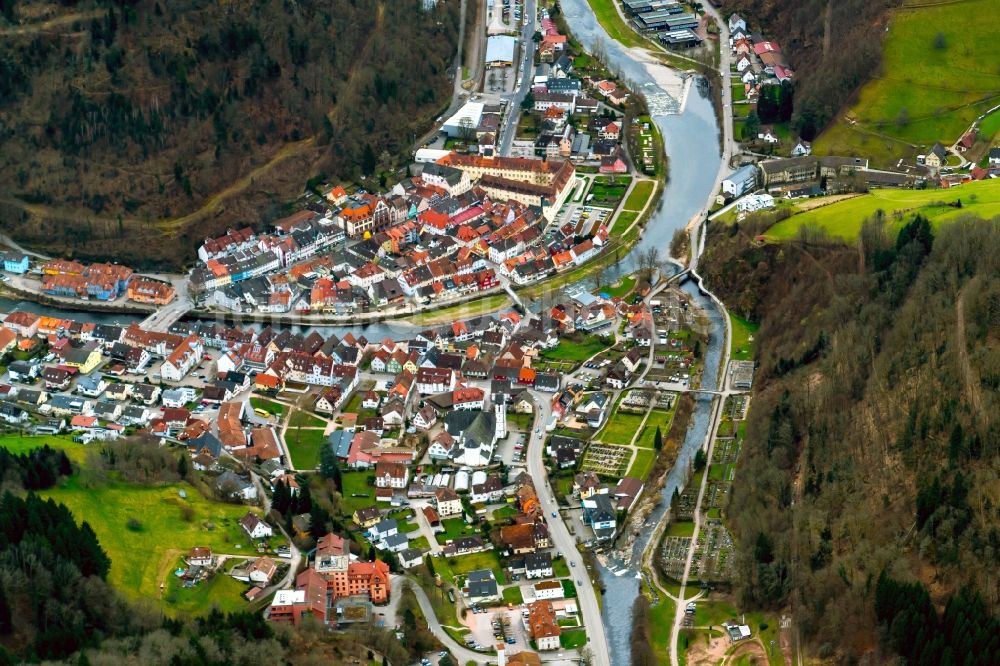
[0,444,72,491]
[701,212,1000,656]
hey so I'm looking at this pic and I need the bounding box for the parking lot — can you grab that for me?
[463,607,530,652]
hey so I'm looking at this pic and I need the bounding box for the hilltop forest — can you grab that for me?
[719,0,894,139]
[0,0,461,268]
[700,214,1000,661]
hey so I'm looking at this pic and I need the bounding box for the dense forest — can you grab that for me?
[719,0,894,139]
[0,0,460,268]
[700,215,1000,660]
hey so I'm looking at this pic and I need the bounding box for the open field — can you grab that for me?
[44,476,260,608]
[813,0,1000,165]
[627,448,657,480]
[404,294,511,325]
[767,179,1000,240]
[598,411,645,445]
[612,210,640,235]
[539,335,610,363]
[599,275,636,299]
[729,314,758,362]
[289,410,326,428]
[434,550,506,586]
[584,0,645,49]
[636,407,675,449]
[285,427,327,469]
[250,397,285,416]
[162,559,249,616]
[0,433,89,464]
[622,180,656,211]
[339,471,375,515]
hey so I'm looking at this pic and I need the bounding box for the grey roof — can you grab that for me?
[381,533,409,548]
[216,470,252,492]
[371,518,398,535]
[724,164,758,184]
[189,431,223,458]
[466,569,498,598]
[524,551,552,570]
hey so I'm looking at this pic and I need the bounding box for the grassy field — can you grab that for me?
[599,275,636,299]
[979,108,1000,142]
[288,409,326,428]
[598,411,645,445]
[729,313,759,362]
[162,559,249,616]
[539,335,610,363]
[437,518,477,544]
[627,448,657,480]
[285,426,327,469]
[813,0,1000,165]
[44,476,260,608]
[434,550,506,586]
[249,397,285,416]
[622,180,656,212]
[0,433,90,464]
[636,408,675,449]
[667,520,696,538]
[560,629,588,649]
[339,471,375,515]
[767,178,1000,240]
[612,210,640,235]
[405,294,511,326]
[502,586,524,605]
[648,586,678,664]
[584,0,646,49]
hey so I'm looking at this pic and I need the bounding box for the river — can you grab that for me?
[556,0,727,662]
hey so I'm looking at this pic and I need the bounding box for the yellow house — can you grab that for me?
[352,505,381,529]
[60,342,102,374]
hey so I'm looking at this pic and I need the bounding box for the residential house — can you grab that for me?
[582,493,617,542]
[353,505,382,529]
[239,512,273,539]
[527,601,561,651]
[524,551,554,579]
[435,487,463,517]
[464,569,500,604]
[374,461,409,489]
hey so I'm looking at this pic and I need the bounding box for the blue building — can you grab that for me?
[3,253,29,274]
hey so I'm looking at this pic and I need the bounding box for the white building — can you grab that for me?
[736,193,775,213]
[442,101,485,138]
[722,164,758,198]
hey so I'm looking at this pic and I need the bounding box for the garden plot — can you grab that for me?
[580,443,631,477]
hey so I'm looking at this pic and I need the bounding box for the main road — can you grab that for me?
[498,0,537,156]
[525,389,611,666]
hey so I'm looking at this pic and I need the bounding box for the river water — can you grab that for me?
[556,0,727,661]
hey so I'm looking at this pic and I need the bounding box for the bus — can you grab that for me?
[254,408,270,418]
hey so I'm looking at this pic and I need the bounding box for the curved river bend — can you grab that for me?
[556,0,726,662]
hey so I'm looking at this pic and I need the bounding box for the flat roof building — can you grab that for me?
[486,35,518,66]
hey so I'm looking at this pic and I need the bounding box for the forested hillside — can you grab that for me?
[719,0,894,140]
[0,0,460,268]
[700,215,1000,660]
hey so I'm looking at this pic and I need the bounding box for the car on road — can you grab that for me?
[577,579,582,585]
[571,561,576,567]
[551,511,557,518]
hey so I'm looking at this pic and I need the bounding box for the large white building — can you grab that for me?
[442,102,485,138]
[485,35,517,66]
